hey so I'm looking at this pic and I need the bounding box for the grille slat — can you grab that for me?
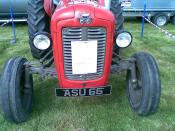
[88,38,106,41]
[88,35,106,38]
[62,27,106,80]
[63,38,82,41]
[63,35,82,38]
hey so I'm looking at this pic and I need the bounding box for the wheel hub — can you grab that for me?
[128,67,143,108]
[157,16,167,26]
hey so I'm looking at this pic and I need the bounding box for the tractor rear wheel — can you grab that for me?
[110,0,124,56]
[27,0,50,59]
[0,57,33,123]
[110,0,124,32]
[127,52,161,116]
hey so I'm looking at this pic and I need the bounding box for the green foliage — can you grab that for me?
[0,21,175,131]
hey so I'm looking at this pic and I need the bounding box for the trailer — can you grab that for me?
[121,0,175,26]
[0,0,27,22]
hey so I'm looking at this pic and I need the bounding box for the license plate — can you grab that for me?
[55,85,112,97]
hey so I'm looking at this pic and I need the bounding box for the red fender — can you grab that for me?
[44,0,54,16]
[44,0,105,16]
[98,0,105,5]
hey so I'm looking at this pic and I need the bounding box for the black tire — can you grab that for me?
[152,13,169,26]
[171,15,175,25]
[110,0,124,57]
[127,52,161,116]
[110,0,124,33]
[136,17,142,21]
[0,57,33,123]
[27,0,50,59]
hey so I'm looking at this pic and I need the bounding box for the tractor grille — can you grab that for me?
[62,27,106,80]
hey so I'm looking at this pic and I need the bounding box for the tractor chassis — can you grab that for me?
[24,55,137,86]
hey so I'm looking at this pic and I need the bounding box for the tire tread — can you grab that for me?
[27,0,50,59]
[127,52,161,116]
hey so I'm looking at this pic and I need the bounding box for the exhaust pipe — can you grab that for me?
[104,0,111,10]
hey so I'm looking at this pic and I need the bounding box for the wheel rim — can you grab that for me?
[128,67,143,109]
[156,16,167,26]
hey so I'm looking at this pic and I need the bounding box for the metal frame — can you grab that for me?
[0,18,27,23]
[25,49,56,78]
[25,51,137,84]
[25,61,57,78]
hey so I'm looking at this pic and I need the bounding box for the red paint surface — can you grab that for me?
[49,1,115,89]
[44,0,52,16]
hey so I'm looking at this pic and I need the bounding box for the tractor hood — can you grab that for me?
[51,3,115,32]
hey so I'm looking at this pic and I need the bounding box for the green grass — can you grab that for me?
[1,19,175,131]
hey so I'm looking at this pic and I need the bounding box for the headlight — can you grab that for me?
[116,31,133,48]
[33,33,51,50]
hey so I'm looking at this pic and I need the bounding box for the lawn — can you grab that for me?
[0,19,175,131]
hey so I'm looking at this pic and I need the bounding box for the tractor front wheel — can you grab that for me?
[0,57,33,123]
[126,52,161,116]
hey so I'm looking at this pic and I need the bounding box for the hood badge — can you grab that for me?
[79,13,92,25]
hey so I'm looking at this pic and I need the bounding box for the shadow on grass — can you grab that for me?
[31,73,127,118]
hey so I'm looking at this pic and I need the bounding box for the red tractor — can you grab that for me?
[0,0,161,123]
